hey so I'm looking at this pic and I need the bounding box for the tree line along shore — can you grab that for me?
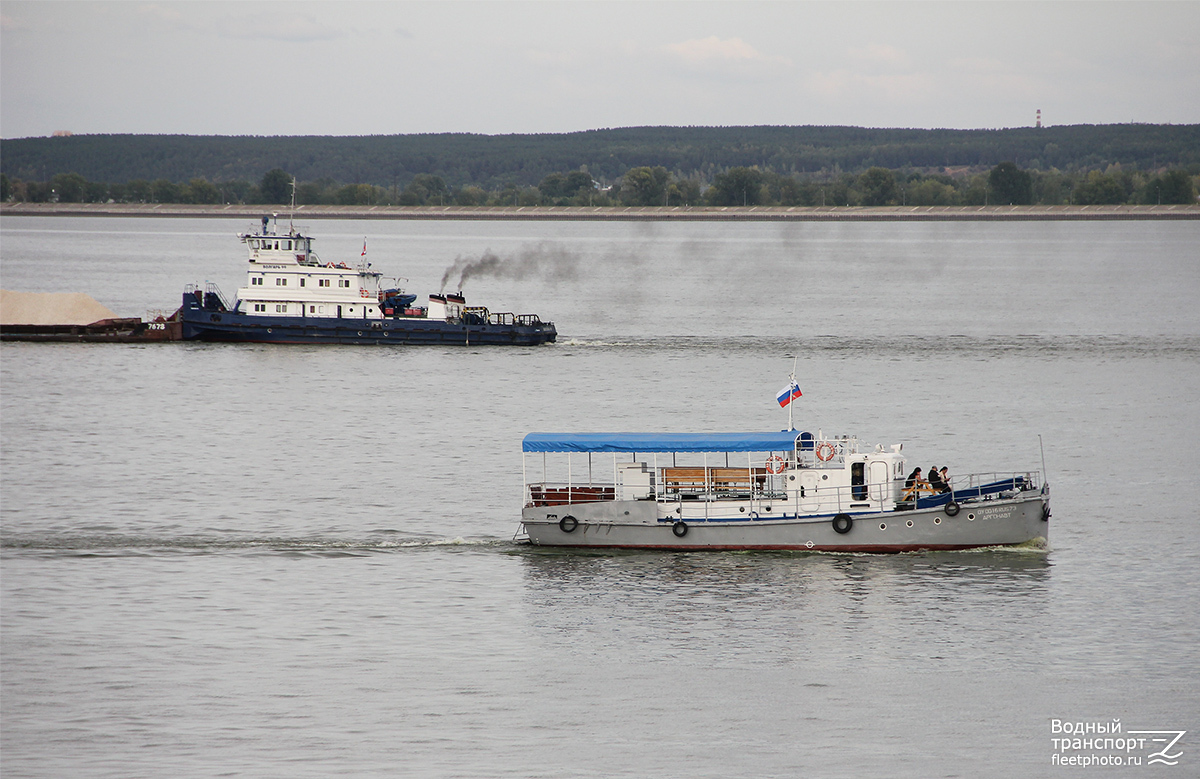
[3,202,1196,221]
[3,162,1196,210]
[2,125,1198,209]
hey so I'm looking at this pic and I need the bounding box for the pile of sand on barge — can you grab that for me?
[0,289,119,325]
[1,290,181,342]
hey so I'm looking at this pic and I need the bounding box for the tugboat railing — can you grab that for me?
[204,282,231,310]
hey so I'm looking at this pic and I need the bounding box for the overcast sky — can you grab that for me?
[2,1,1197,139]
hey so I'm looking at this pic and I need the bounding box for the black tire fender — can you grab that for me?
[559,515,578,533]
[832,513,853,534]
[672,521,689,538]
[945,502,961,517]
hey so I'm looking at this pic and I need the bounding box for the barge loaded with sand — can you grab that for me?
[0,290,181,342]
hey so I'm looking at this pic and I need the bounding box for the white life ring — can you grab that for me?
[765,455,786,474]
[816,442,836,462]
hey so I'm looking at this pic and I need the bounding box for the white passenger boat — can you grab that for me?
[518,430,1050,552]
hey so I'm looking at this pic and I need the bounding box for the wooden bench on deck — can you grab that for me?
[661,467,768,491]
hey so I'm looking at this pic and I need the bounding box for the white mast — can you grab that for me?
[288,177,297,234]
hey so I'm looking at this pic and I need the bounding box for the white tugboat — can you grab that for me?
[517,424,1050,553]
[180,215,556,345]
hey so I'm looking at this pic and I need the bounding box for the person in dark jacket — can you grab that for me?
[904,467,923,501]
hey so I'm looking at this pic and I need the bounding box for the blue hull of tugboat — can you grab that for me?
[180,297,556,345]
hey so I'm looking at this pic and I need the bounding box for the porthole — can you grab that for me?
[934,517,941,525]
[879,523,887,530]
[906,519,914,527]
[968,513,976,521]
[267,328,272,333]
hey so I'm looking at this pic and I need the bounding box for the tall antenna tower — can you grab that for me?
[1036,109,1042,128]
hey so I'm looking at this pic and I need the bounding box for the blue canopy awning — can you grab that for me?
[522,431,804,453]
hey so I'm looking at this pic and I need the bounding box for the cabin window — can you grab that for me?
[319,279,330,287]
[299,278,305,287]
[250,240,259,249]
[285,240,292,250]
[310,306,315,313]
[851,462,867,501]
[339,279,350,288]
[276,278,287,286]
[253,303,265,312]
[276,304,286,313]
[251,277,262,285]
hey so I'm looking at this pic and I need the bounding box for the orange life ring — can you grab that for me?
[765,455,786,474]
[816,442,836,462]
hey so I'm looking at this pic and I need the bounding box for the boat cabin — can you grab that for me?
[522,431,911,521]
[232,215,389,320]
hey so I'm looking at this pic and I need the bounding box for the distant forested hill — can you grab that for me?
[3,125,1198,188]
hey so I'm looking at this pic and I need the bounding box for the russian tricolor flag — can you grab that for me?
[776,381,802,407]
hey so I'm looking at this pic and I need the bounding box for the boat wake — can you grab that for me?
[0,533,510,557]
[554,334,1200,357]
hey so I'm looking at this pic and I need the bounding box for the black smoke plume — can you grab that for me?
[439,244,580,292]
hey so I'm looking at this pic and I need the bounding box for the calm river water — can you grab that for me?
[2,217,1198,777]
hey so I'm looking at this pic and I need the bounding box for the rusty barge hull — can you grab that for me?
[0,318,182,343]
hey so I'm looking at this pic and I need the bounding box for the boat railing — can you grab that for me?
[463,306,490,325]
[899,471,1040,507]
[204,282,231,311]
[515,314,543,326]
[184,282,231,312]
[525,468,1042,518]
[527,484,616,507]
